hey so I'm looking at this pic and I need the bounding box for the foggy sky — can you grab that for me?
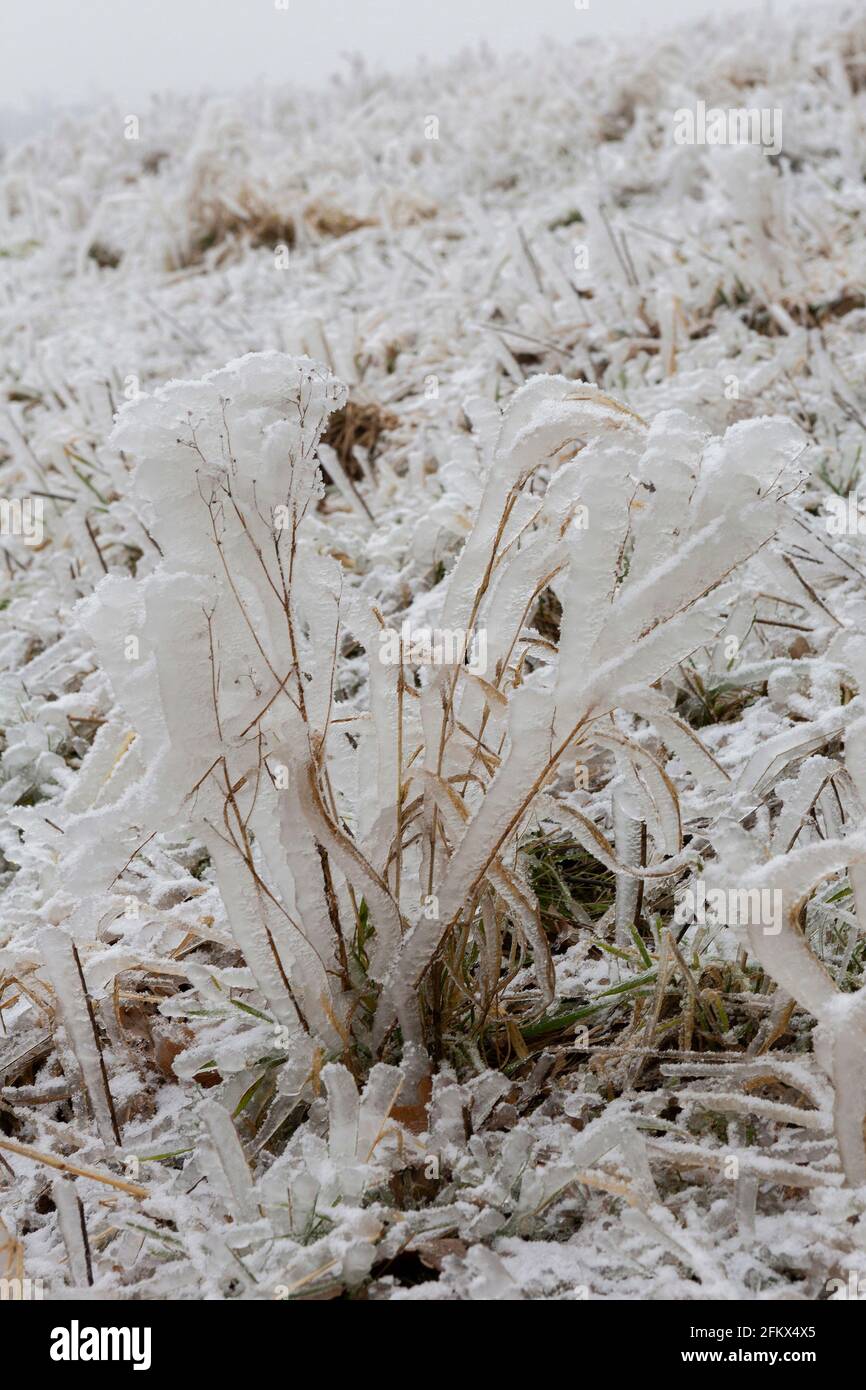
[2,0,809,115]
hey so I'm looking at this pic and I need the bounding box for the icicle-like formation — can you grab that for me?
[39,927,120,1150]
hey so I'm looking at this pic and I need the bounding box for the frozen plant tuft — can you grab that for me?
[3,1,866,1302]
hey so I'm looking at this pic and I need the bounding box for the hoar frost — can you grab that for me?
[3,0,866,1304]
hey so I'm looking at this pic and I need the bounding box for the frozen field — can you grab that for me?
[2,0,866,1301]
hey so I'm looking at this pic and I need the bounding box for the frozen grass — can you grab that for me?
[1,0,866,1301]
